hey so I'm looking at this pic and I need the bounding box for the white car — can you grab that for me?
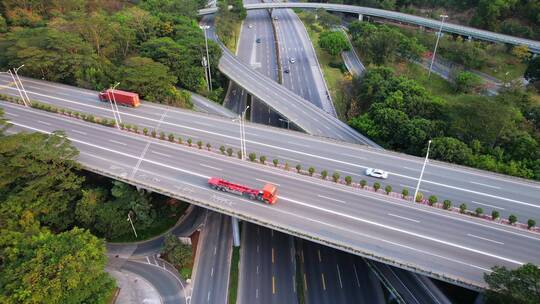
[248,24,253,29]
[365,168,389,179]
[289,57,296,63]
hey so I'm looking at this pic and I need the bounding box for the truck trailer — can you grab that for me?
[208,177,278,204]
[98,89,140,107]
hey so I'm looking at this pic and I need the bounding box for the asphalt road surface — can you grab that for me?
[4,102,540,289]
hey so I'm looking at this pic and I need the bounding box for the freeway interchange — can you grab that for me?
[2,87,540,289]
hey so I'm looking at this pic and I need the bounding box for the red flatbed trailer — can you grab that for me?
[208,177,278,204]
[98,89,140,107]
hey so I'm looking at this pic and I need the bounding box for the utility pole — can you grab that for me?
[110,82,122,123]
[428,14,448,78]
[6,70,27,107]
[127,211,138,238]
[241,105,249,160]
[202,56,210,92]
[13,65,30,106]
[202,25,213,91]
[107,83,121,129]
[413,140,432,203]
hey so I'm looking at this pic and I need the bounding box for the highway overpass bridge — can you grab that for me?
[2,83,540,289]
[199,2,540,53]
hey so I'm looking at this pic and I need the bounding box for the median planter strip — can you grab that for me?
[2,95,538,234]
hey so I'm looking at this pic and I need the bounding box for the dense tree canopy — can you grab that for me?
[0,0,223,108]
[484,263,540,304]
[319,30,351,56]
[0,228,116,304]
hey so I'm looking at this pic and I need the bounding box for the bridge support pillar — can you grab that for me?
[231,217,240,247]
[358,13,363,21]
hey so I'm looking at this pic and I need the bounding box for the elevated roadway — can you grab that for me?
[1,76,539,223]
[3,101,540,290]
[199,2,540,53]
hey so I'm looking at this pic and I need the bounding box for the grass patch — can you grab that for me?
[108,202,189,243]
[228,246,240,304]
[180,267,192,280]
[299,13,349,120]
[225,21,242,53]
[477,51,527,81]
[390,61,455,98]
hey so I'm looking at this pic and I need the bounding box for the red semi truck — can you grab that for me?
[208,177,278,204]
[98,89,140,107]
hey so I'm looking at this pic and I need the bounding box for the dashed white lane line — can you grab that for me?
[288,141,310,148]
[336,169,359,177]
[108,139,127,146]
[388,213,420,223]
[470,181,501,189]
[277,155,301,163]
[5,112,19,117]
[472,201,505,210]
[317,194,346,204]
[467,234,504,245]
[200,163,222,171]
[71,129,87,135]
[256,178,280,186]
[37,120,51,126]
[336,264,343,288]
[343,153,365,160]
[151,150,172,158]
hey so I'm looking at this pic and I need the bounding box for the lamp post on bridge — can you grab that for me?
[13,65,30,106]
[413,139,432,203]
[1,69,28,107]
[428,14,448,78]
[200,25,212,91]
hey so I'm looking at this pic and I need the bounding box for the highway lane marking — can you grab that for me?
[37,120,51,126]
[288,141,310,148]
[151,150,172,158]
[108,139,127,146]
[467,234,504,245]
[321,273,326,291]
[214,246,217,255]
[200,163,222,171]
[272,276,276,294]
[211,267,214,277]
[336,264,343,288]
[317,195,346,204]
[281,196,524,265]
[256,178,280,186]
[388,266,420,304]
[256,288,259,298]
[303,273,308,291]
[5,112,19,117]
[353,264,361,287]
[71,129,87,135]
[8,105,539,244]
[272,247,275,264]
[469,181,501,189]
[388,213,420,223]
[343,153,365,160]
[472,201,505,210]
[277,155,301,163]
[336,169,359,176]
[403,166,416,170]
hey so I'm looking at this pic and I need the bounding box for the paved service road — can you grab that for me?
[191,212,233,304]
[2,76,539,223]
[4,102,540,289]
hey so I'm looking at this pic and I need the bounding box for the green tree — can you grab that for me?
[168,133,175,142]
[428,195,438,206]
[321,170,328,180]
[0,132,82,231]
[75,188,108,227]
[0,15,7,33]
[459,203,468,213]
[430,137,473,165]
[332,172,340,182]
[384,185,392,194]
[443,200,452,210]
[308,167,315,176]
[249,152,257,162]
[296,164,302,173]
[227,147,233,156]
[475,207,484,217]
[162,233,193,270]
[402,188,409,198]
[528,219,536,229]
[220,145,226,154]
[508,214,518,224]
[454,71,483,93]
[0,228,116,304]
[484,263,540,304]
[187,138,192,146]
[319,30,350,56]
[273,159,279,166]
[492,210,500,220]
[415,192,424,203]
[197,140,203,149]
[345,176,352,185]
[360,179,367,188]
[373,182,381,192]
[315,8,340,29]
[525,56,540,84]
[259,155,266,164]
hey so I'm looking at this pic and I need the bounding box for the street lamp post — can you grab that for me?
[279,118,290,130]
[428,14,448,78]
[201,25,212,91]
[106,82,121,129]
[202,56,210,92]
[413,140,432,203]
[241,105,249,160]
[3,70,27,107]
[13,65,30,106]
[127,211,138,238]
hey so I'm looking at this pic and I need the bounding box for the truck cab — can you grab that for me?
[259,184,277,204]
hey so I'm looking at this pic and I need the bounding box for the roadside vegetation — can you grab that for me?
[215,0,246,52]
[320,0,540,40]
[0,0,225,106]
[161,233,194,280]
[228,246,240,304]
[484,263,540,304]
